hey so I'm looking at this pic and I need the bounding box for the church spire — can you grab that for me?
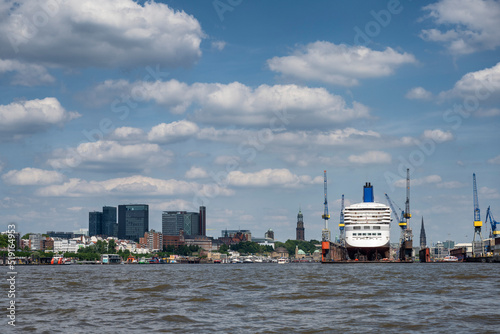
[420,217,427,248]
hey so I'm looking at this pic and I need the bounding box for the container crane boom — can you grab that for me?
[485,206,499,237]
[384,193,403,224]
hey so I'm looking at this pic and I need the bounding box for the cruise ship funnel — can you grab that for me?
[363,182,374,203]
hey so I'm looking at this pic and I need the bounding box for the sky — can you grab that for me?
[0,0,499,245]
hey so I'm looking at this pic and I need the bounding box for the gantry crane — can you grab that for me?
[472,173,484,256]
[485,206,499,238]
[385,193,405,226]
[321,170,331,242]
[338,194,345,246]
[399,169,413,261]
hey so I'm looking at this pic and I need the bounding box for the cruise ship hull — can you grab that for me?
[345,241,390,261]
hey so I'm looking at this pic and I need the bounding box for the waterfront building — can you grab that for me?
[29,233,43,251]
[295,245,306,259]
[296,209,305,241]
[118,204,149,242]
[48,231,83,239]
[139,230,163,252]
[220,229,252,240]
[184,235,213,251]
[163,235,185,248]
[103,206,118,237]
[163,208,205,236]
[265,228,274,240]
[89,211,103,237]
[41,237,54,251]
[272,247,289,259]
[252,237,275,249]
[443,240,455,250]
[74,228,89,236]
[199,206,206,236]
[53,239,80,253]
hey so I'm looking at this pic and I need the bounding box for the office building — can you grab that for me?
[103,206,117,237]
[199,206,206,236]
[89,211,103,237]
[162,207,205,237]
[139,230,163,251]
[118,204,149,242]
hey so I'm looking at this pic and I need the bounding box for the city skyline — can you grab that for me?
[0,0,499,244]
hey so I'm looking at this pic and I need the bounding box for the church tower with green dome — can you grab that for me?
[296,209,305,241]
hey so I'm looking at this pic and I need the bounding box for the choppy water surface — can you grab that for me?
[5,263,500,333]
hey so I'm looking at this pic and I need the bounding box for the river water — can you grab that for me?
[3,263,500,333]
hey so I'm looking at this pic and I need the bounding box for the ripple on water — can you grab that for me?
[160,314,197,323]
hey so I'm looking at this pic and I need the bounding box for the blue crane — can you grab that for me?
[385,193,405,226]
[485,206,499,238]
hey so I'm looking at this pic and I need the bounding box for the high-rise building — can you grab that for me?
[89,211,103,237]
[420,217,427,249]
[162,207,204,237]
[265,228,274,240]
[118,204,149,242]
[199,206,206,236]
[296,209,305,241]
[139,230,163,251]
[102,206,117,237]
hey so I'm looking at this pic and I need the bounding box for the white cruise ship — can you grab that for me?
[343,183,391,261]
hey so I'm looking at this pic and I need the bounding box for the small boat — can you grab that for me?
[51,257,65,264]
[443,255,458,262]
[277,258,287,264]
[243,258,253,263]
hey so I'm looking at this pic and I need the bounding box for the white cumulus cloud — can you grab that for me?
[46,140,173,172]
[488,155,500,164]
[148,120,199,143]
[394,175,442,188]
[0,97,80,141]
[267,41,416,86]
[420,0,500,55]
[36,175,234,198]
[439,62,500,100]
[185,166,209,179]
[348,151,392,164]
[0,0,204,68]
[0,59,55,86]
[227,169,323,188]
[405,87,433,100]
[2,167,65,185]
[422,129,454,143]
[89,79,371,127]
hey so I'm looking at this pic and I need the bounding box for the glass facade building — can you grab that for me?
[118,204,149,242]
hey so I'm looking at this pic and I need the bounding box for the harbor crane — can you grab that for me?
[485,206,499,238]
[339,194,345,246]
[472,173,484,256]
[385,193,405,226]
[399,169,413,261]
[321,170,331,242]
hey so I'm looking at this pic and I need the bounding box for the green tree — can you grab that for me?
[219,244,229,254]
[0,234,9,248]
[21,233,31,240]
[107,239,117,253]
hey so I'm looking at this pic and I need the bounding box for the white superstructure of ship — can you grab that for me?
[343,183,391,261]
